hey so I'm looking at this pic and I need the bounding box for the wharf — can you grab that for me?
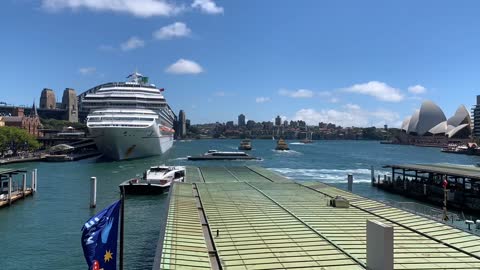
[155,166,480,270]
[377,163,480,213]
[0,168,35,208]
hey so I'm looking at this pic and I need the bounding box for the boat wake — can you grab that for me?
[269,167,389,183]
[290,142,310,145]
[172,157,188,161]
[272,149,302,154]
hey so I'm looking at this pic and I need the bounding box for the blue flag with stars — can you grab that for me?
[81,200,121,270]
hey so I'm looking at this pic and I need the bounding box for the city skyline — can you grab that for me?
[2,1,480,127]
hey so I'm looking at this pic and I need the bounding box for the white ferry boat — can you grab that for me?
[81,72,175,160]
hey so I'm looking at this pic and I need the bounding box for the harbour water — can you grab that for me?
[1,140,479,270]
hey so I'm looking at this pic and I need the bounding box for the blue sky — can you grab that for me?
[2,0,480,127]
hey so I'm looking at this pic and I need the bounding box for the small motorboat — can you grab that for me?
[238,139,252,150]
[188,150,260,160]
[119,165,185,195]
[275,138,290,151]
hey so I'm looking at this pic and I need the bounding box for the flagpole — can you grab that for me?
[120,186,125,270]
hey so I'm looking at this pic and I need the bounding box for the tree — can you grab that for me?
[0,127,41,155]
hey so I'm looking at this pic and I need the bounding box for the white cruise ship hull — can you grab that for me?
[89,125,173,160]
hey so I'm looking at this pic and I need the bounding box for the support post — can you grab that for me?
[34,169,38,192]
[384,175,387,183]
[367,220,393,270]
[119,186,125,270]
[22,173,26,198]
[370,166,375,185]
[90,177,97,208]
[31,170,35,193]
[347,174,353,192]
[423,184,427,195]
[8,176,12,205]
[377,174,380,184]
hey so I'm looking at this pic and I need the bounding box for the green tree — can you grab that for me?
[0,127,41,155]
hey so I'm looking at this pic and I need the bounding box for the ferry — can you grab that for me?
[119,166,185,195]
[275,138,290,151]
[81,72,175,160]
[188,150,260,160]
[238,139,252,150]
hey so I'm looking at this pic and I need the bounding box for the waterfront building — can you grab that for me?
[246,120,255,129]
[275,115,281,126]
[398,101,471,146]
[238,114,246,127]
[40,88,56,109]
[179,110,186,138]
[226,121,234,129]
[3,106,43,137]
[283,120,288,127]
[0,116,4,127]
[472,95,480,138]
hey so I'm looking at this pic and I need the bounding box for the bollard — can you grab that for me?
[22,173,26,198]
[216,229,219,237]
[347,174,353,192]
[367,220,393,270]
[90,177,97,208]
[8,176,12,205]
[370,166,375,185]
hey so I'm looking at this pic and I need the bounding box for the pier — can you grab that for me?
[0,168,35,208]
[376,163,480,214]
[154,166,480,269]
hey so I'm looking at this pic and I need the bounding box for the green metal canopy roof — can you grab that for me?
[384,163,480,180]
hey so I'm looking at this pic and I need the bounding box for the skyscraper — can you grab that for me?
[473,96,480,138]
[275,115,281,126]
[238,114,246,127]
[179,110,187,138]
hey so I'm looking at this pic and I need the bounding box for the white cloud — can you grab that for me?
[78,67,96,75]
[318,91,332,97]
[408,85,427,94]
[153,22,191,40]
[120,36,145,51]
[344,103,360,110]
[279,88,314,98]
[42,0,183,17]
[165,59,203,74]
[255,97,270,103]
[191,0,223,14]
[329,97,339,103]
[292,106,400,127]
[214,91,226,97]
[344,81,404,102]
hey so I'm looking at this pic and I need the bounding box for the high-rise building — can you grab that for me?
[61,88,78,122]
[275,115,281,126]
[40,88,56,109]
[238,114,246,127]
[246,120,255,129]
[283,120,288,127]
[179,110,187,138]
[473,95,480,138]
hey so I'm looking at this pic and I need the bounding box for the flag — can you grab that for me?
[81,200,122,270]
[159,88,165,92]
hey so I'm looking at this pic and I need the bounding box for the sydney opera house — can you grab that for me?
[400,100,472,143]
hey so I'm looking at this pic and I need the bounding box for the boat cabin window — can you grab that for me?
[174,171,185,178]
[150,167,168,172]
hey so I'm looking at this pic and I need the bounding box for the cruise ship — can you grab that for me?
[81,72,175,160]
